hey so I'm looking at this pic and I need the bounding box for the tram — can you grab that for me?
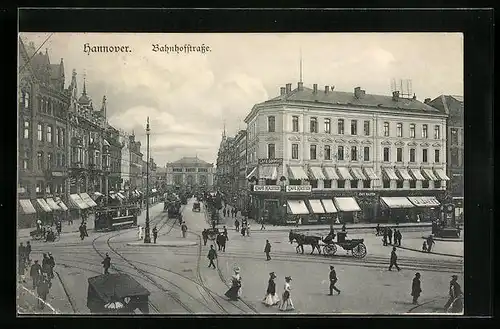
[94,205,140,231]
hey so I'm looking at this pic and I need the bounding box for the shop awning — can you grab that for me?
[323,167,339,180]
[288,165,309,180]
[309,167,326,180]
[396,168,413,180]
[151,189,157,193]
[36,199,52,212]
[55,198,69,211]
[116,193,126,200]
[321,199,338,213]
[337,167,353,180]
[434,168,450,180]
[422,169,438,181]
[246,167,257,179]
[408,196,441,207]
[308,199,326,214]
[45,198,62,211]
[94,192,103,198]
[409,168,426,180]
[350,167,367,180]
[109,194,118,200]
[69,194,89,210]
[382,168,399,180]
[80,193,98,207]
[381,197,415,209]
[363,167,379,180]
[287,200,310,215]
[19,199,36,215]
[334,197,361,212]
[259,166,278,180]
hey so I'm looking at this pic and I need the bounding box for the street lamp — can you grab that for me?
[143,117,151,243]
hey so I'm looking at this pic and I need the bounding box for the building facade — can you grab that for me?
[128,134,143,190]
[119,132,131,190]
[244,82,449,224]
[104,125,123,192]
[166,156,214,188]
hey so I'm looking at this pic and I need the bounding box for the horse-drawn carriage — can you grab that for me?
[289,230,367,259]
[192,201,201,212]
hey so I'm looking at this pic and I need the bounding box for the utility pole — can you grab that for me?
[143,117,151,243]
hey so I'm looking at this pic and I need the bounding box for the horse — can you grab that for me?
[289,230,322,255]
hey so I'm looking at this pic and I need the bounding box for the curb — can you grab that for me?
[421,236,463,242]
[389,244,463,258]
[126,241,197,247]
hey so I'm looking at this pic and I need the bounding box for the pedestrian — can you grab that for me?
[422,241,427,252]
[426,235,435,253]
[411,272,422,304]
[444,275,463,313]
[26,241,32,264]
[42,253,51,277]
[264,240,272,261]
[47,253,55,280]
[388,247,401,271]
[207,245,217,269]
[383,227,388,246]
[102,253,111,274]
[393,229,397,245]
[387,227,393,244]
[225,267,242,301]
[416,214,421,223]
[216,233,222,251]
[79,224,85,240]
[152,226,158,244]
[219,233,227,252]
[262,272,280,306]
[202,229,208,246]
[83,222,88,237]
[18,252,26,283]
[36,274,52,309]
[30,260,42,290]
[138,225,143,240]
[241,225,246,237]
[223,208,227,217]
[19,243,26,266]
[260,217,266,230]
[279,276,294,311]
[36,219,42,231]
[223,226,229,241]
[397,230,403,246]
[181,222,188,238]
[235,219,240,232]
[247,224,251,237]
[328,265,341,295]
[56,220,62,236]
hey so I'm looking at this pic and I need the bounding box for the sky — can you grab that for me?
[20,33,463,167]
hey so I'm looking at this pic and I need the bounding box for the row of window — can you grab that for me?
[70,147,110,167]
[264,179,442,189]
[266,143,441,163]
[24,120,67,147]
[267,116,441,139]
[172,168,210,172]
[21,151,67,171]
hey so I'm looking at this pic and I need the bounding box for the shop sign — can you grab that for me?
[358,192,377,197]
[253,185,281,192]
[308,218,318,223]
[286,185,312,193]
[258,158,283,165]
[52,171,65,177]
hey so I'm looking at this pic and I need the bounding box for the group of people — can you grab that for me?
[422,235,436,253]
[378,225,403,246]
[222,207,239,218]
[18,242,32,279]
[79,221,89,240]
[25,253,56,309]
[411,272,463,312]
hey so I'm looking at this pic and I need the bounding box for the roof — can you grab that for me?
[88,273,150,302]
[429,95,463,115]
[170,156,212,166]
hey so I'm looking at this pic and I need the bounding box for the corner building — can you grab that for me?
[244,82,449,224]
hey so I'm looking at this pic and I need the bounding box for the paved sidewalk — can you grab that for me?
[389,236,464,258]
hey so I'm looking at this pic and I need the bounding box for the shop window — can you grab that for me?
[422,181,429,188]
[310,180,318,188]
[383,180,390,188]
[363,180,370,188]
[265,179,277,185]
[351,180,359,188]
[410,180,416,188]
[433,180,441,188]
[324,180,332,188]
[338,180,345,188]
[289,179,301,186]
[396,180,404,188]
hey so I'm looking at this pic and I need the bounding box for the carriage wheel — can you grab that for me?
[323,244,337,256]
[352,243,367,258]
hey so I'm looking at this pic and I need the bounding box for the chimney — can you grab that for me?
[280,87,286,96]
[313,84,318,93]
[354,86,365,99]
[298,81,303,91]
[325,86,329,94]
[392,91,400,101]
[424,98,431,104]
[286,83,292,93]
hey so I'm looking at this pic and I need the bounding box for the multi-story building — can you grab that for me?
[119,131,131,190]
[104,125,123,192]
[141,157,157,192]
[155,167,167,190]
[244,82,449,224]
[215,133,236,194]
[128,134,143,190]
[18,39,71,227]
[166,156,214,188]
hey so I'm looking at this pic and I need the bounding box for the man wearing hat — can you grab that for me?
[30,259,42,290]
[444,275,463,313]
[388,246,401,271]
[328,265,341,295]
[264,240,272,261]
[411,273,422,304]
[207,245,217,269]
[102,253,111,274]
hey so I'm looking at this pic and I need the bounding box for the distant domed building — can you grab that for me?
[166,156,214,188]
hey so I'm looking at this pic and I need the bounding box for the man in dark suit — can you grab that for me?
[388,247,401,271]
[264,240,272,261]
[207,245,217,269]
[411,272,422,304]
[328,265,341,295]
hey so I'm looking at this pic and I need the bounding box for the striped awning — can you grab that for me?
[408,196,441,207]
[36,199,52,212]
[288,165,309,180]
[422,168,438,181]
[337,167,353,180]
[396,168,413,180]
[259,166,278,180]
[381,197,415,209]
[308,199,326,214]
[434,168,450,180]
[321,199,338,213]
[55,198,69,211]
[45,198,62,211]
[69,194,89,209]
[334,197,361,212]
[287,200,310,215]
[80,193,98,207]
[363,168,379,180]
[19,199,36,215]
[309,167,326,180]
[350,167,367,180]
[382,168,399,180]
[409,168,425,180]
[323,167,339,180]
[246,167,257,179]
[116,193,126,200]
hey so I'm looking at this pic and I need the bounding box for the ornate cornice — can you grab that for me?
[407,141,417,146]
[381,140,392,145]
[288,136,301,141]
[322,138,333,143]
[348,139,359,144]
[361,140,373,145]
[335,139,346,144]
[420,142,430,147]
[308,137,320,142]
[264,136,280,141]
[394,141,405,146]
[432,142,441,147]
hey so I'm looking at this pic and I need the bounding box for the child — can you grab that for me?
[422,241,427,252]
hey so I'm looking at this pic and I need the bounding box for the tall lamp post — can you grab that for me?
[143,117,151,243]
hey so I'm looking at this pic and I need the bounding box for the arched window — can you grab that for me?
[24,91,30,109]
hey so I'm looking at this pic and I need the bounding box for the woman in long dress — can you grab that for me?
[279,276,294,311]
[262,272,280,306]
[225,267,242,301]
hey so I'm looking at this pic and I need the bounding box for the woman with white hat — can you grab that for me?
[262,272,280,306]
[279,276,294,311]
[225,267,242,301]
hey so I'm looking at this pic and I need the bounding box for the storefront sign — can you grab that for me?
[52,171,65,177]
[253,185,281,192]
[286,185,312,193]
[358,192,377,197]
[258,158,283,165]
